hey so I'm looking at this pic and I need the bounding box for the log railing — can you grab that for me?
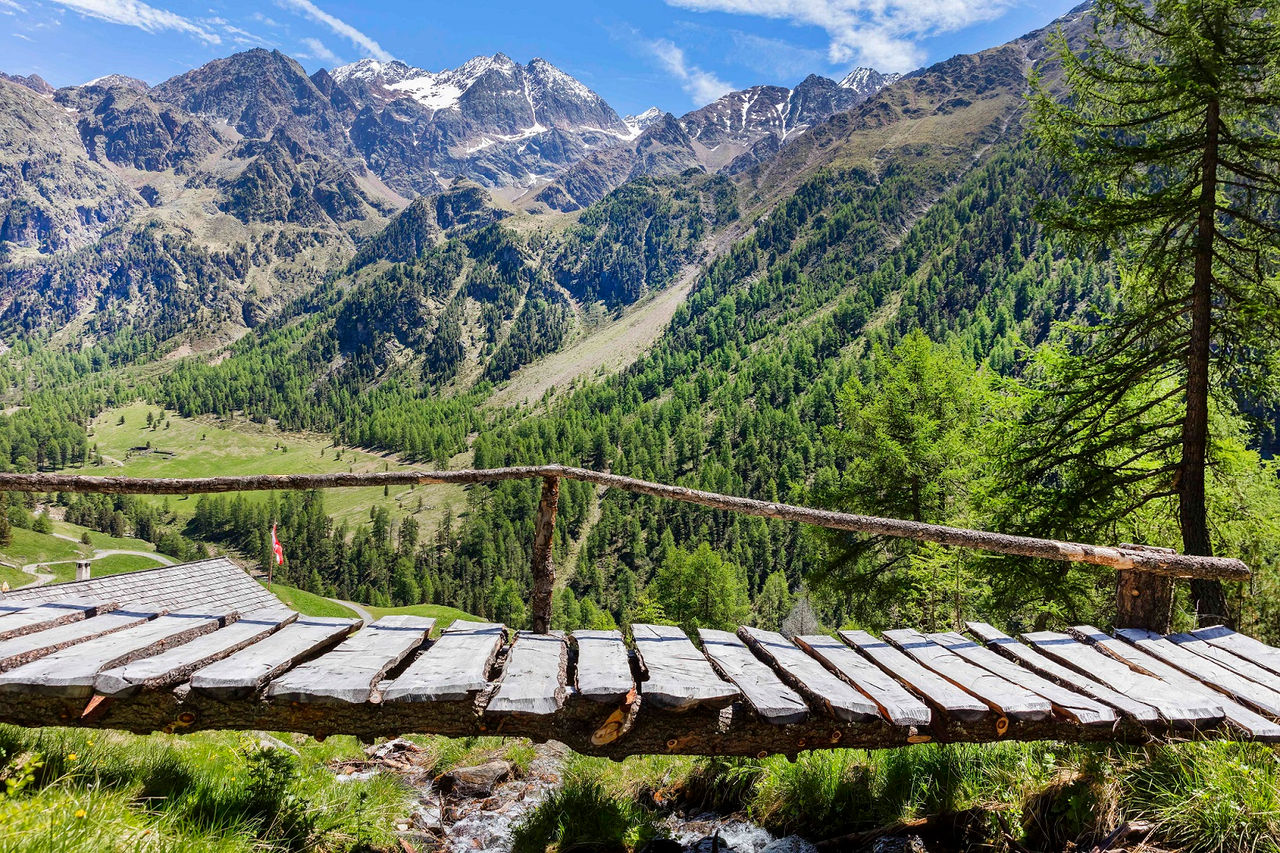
[0,465,1249,633]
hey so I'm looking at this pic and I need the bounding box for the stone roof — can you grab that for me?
[0,557,282,613]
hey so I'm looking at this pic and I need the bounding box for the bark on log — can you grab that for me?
[0,690,1214,758]
[529,477,559,634]
[1115,570,1174,634]
[0,466,1248,580]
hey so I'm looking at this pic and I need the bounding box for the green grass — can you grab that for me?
[71,402,468,540]
[266,584,358,619]
[44,554,169,584]
[50,519,162,555]
[510,742,1280,852]
[0,726,410,853]
[0,527,88,567]
[0,563,30,590]
[365,603,479,632]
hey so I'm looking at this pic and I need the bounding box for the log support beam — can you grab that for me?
[530,476,559,634]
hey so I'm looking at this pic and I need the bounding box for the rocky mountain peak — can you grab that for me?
[0,72,55,97]
[83,74,150,93]
[838,67,902,97]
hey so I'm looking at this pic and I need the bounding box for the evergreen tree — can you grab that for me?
[1030,0,1280,624]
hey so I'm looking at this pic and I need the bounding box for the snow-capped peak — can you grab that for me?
[619,107,663,140]
[838,67,901,95]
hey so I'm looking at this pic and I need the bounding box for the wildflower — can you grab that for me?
[68,753,78,762]
[74,809,86,818]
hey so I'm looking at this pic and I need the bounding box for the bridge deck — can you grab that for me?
[1,599,1278,757]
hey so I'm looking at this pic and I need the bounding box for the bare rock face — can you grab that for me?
[57,82,225,173]
[439,760,514,797]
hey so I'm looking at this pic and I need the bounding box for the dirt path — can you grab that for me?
[10,534,176,589]
[328,597,373,623]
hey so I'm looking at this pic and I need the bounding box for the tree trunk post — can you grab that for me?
[1114,570,1173,633]
[530,476,560,633]
[1114,544,1174,633]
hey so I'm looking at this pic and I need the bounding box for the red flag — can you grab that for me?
[271,523,284,565]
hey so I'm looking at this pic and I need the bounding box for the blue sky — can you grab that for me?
[2,0,1081,115]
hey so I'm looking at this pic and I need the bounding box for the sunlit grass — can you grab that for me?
[0,726,410,853]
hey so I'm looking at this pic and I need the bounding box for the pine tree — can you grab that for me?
[1030,0,1280,624]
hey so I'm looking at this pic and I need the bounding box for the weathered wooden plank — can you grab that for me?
[0,599,114,642]
[1191,626,1280,678]
[1116,628,1280,717]
[795,634,931,726]
[188,616,358,698]
[0,594,117,640]
[966,622,1160,723]
[572,629,633,703]
[95,608,298,696]
[840,630,988,723]
[1072,625,1280,739]
[738,627,879,723]
[0,608,157,672]
[631,623,738,711]
[1169,632,1280,694]
[383,620,503,703]
[699,629,809,725]
[884,629,1053,721]
[268,615,432,704]
[927,631,1115,725]
[487,631,566,715]
[0,610,226,697]
[1023,630,1223,725]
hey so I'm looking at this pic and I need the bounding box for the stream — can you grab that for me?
[336,740,822,853]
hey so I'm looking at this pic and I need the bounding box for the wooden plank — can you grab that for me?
[795,634,931,726]
[1116,628,1280,717]
[188,616,358,698]
[0,608,157,672]
[928,631,1115,725]
[738,627,879,723]
[1191,626,1280,677]
[699,628,808,725]
[0,599,113,642]
[966,622,1160,723]
[572,629,633,703]
[1072,625,1280,739]
[883,629,1053,721]
[267,615,432,704]
[486,631,566,715]
[0,609,226,697]
[1169,632,1280,694]
[1022,630,1222,725]
[631,623,738,711]
[95,608,298,696]
[383,620,504,703]
[840,630,988,722]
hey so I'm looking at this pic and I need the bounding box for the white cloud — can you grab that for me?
[43,0,220,43]
[275,0,393,61]
[727,30,827,81]
[663,0,1013,72]
[649,38,734,106]
[300,36,340,64]
[0,0,28,12]
[13,30,33,38]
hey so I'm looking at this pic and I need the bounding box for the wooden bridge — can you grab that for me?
[0,466,1268,757]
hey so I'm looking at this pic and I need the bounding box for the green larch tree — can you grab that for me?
[1029,0,1280,623]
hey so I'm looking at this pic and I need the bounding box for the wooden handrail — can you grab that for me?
[0,465,1248,584]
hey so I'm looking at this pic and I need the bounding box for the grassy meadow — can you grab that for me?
[0,725,409,853]
[70,402,469,543]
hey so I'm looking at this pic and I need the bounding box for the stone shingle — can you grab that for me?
[0,558,282,614]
